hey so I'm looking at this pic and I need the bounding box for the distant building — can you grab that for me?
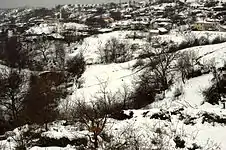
[85,16,114,28]
[152,18,172,30]
[193,20,219,31]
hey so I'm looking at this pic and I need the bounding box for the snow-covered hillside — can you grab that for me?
[2,2,226,147]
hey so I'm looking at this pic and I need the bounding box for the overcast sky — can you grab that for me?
[0,0,132,8]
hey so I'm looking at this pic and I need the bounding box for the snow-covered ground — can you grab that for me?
[181,41,226,68]
[17,72,226,150]
[67,60,137,105]
[110,72,226,149]
[65,30,226,105]
[66,31,226,149]
[2,28,226,149]
[68,30,146,64]
[26,22,88,35]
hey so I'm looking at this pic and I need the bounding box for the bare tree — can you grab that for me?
[34,37,51,64]
[73,81,123,149]
[177,51,198,83]
[98,37,130,64]
[0,69,26,125]
[23,72,65,130]
[54,41,66,71]
[73,99,108,149]
[139,40,179,91]
[132,39,179,108]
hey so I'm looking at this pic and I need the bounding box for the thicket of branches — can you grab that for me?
[98,37,133,64]
[0,69,26,132]
[132,39,179,108]
[0,36,86,134]
[203,65,226,106]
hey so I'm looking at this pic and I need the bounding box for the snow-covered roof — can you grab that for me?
[149,29,159,33]
[49,33,64,39]
[205,18,220,22]
[155,18,172,22]
[98,28,113,33]
[190,3,204,7]
[195,20,216,24]
[26,23,56,35]
[158,27,168,32]
[63,23,88,30]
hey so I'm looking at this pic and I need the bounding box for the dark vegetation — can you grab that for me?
[98,37,133,64]
[203,65,226,105]
[0,35,86,135]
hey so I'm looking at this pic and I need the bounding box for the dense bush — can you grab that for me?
[66,53,86,78]
[131,71,159,109]
[22,72,66,130]
[198,36,209,45]
[203,66,226,105]
[38,136,88,147]
[203,84,221,105]
[0,112,11,135]
[201,112,226,125]
[212,36,221,44]
[174,136,185,148]
[186,69,202,79]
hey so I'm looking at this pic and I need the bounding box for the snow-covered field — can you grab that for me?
[70,60,136,102]
[68,30,146,64]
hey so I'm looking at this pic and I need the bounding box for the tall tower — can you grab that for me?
[60,8,63,20]
[129,0,132,7]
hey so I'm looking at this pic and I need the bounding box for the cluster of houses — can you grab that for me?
[1,0,226,44]
[191,2,226,31]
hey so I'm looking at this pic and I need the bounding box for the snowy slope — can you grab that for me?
[68,31,147,64]
[68,60,137,104]
[3,26,226,150]
[182,41,226,68]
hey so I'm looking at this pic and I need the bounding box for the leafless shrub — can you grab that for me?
[54,41,66,71]
[177,51,198,83]
[73,99,108,149]
[0,69,27,127]
[132,40,179,107]
[98,37,132,64]
[66,53,86,79]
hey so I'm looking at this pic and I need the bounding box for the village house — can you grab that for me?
[85,15,114,28]
[193,20,219,31]
[152,18,172,30]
